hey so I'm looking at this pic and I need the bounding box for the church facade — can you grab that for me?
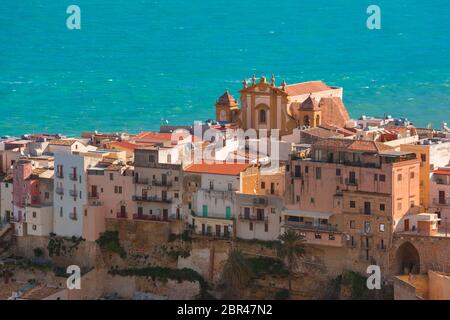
[215,75,350,136]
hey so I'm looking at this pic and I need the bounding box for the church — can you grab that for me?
[215,75,350,136]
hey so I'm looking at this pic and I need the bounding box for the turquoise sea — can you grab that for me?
[1,0,449,136]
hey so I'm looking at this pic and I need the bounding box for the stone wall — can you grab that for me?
[14,235,100,269]
[391,234,450,277]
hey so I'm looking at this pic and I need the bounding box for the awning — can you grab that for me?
[282,209,333,220]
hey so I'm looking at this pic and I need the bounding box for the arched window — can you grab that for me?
[260,109,266,124]
[303,115,310,126]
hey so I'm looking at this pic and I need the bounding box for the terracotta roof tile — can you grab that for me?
[134,132,173,142]
[284,81,331,96]
[109,141,138,151]
[217,90,238,106]
[318,97,350,128]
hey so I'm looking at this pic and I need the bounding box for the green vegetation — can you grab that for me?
[277,229,306,296]
[274,289,290,300]
[33,247,45,258]
[167,231,192,243]
[96,231,126,259]
[47,234,84,257]
[327,271,394,300]
[109,266,209,298]
[235,238,281,250]
[246,256,289,277]
[220,250,253,299]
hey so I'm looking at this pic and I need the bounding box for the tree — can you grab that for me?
[277,229,306,297]
[220,249,253,299]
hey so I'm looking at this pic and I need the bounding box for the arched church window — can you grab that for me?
[260,109,266,124]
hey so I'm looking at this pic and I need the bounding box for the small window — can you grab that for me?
[336,168,341,176]
[32,225,37,231]
[60,207,63,217]
[261,182,265,189]
[380,203,385,211]
[315,167,321,180]
[329,234,335,240]
[374,174,378,181]
[264,223,268,232]
[379,224,385,232]
[397,174,402,181]
[32,212,36,218]
[305,166,309,173]
[296,195,300,202]
[315,233,322,239]
[109,173,114,181]
[271,208,276,214]
[410,172,415,179]
[350,201,356,208]
[420,154,426,162]
[174,193,179,199]
[174,176,179,182]
[310,197,315,204]
[350,220,355,229]
[249,222,253,231]
[228,183,232,191]
[379,174,386,182]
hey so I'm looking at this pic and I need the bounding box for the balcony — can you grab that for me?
[132,196,172,203]
[435,178,450,185]
[191,211,233,221]
[152,180,173,187]
[116,212,128,219]
[133,214,168,222]
[283,221,339,232]
[55,187,64,195]
[69,212,77,220]
[253,197,268,206]
[135,178,149,185]
[69,173,78,181]
[345,178,358,186]
[239,214,268,222]
[433,198,450,206]
[88,192,99,199]
[69,189,78,198]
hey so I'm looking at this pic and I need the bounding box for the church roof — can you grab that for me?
[301,96,320,110]
[283,81,332,96]
[217,90,237,105]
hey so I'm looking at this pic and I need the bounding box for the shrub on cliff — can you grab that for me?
[96,231,126,259]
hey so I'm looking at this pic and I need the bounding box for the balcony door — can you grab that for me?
[439,191,445,204]
[91,185,97,198]
[120,205,126,217]
[225,207,231,219]
[161,174,167,186]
